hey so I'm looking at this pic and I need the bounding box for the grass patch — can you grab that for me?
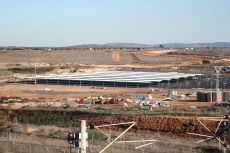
[0,121,8,132]
[88,130,108,141]
[195,146,230,153]
[8,66,55,74]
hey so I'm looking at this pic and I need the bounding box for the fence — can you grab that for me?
[0,131,207,153]
[0,139,156,153]
[0,140,74,153]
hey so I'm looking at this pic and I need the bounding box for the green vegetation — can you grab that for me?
[195,146,230,153]
[8,66,55,74]
[202,60,210,64]
[0,121,8,132]
[88,130,108,141]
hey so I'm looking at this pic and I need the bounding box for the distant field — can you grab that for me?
[0,48,230,80]
[0,49,186,65]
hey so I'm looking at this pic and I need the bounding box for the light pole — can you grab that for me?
[214,66,223,91]
[34,63,37,84]
[81,120,87,153]
[31,58,39,85]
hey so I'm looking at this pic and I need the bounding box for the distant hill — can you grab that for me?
[1,42,230,49]
[105,43,154,48]
[68,43,153,48]
[160,42,230,48]
[68,42,230,48]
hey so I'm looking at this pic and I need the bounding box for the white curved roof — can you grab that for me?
[25,71,202,83]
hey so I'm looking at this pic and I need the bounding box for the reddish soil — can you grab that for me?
[0,84,150,99]
[6,109,227,141]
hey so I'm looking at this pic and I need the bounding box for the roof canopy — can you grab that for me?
[24,71,202,84]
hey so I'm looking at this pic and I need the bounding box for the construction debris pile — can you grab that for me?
[0,92,175,111]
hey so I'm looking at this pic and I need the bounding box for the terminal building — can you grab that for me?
[23,71,202,88]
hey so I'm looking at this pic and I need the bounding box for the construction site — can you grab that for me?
[0,48,230,153]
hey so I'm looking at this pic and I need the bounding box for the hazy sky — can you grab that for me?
[0,0,230,46]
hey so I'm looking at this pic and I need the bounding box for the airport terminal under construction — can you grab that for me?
[1,48,230,153]
[23,71,202,88]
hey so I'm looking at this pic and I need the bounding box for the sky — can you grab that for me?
[0,0,230,46]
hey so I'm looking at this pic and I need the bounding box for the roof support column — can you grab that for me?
[185,77,187,89]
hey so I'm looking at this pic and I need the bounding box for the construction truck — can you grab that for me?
[222,66,230,73]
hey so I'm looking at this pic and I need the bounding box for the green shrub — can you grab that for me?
[195,146,229,153]
[8,66,55,74]
[202,60,210,64]
[88,130,108,141]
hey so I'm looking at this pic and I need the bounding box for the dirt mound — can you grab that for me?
[8,109,218,135]
[3,109,229,145]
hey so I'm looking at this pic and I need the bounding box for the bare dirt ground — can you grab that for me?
[0,109,227,153]
[0,48,229,81]
[1,48,230,152]
[0,49,188,67]
[0,128,206,153]
[0,49,183,65]
[0,84,212,108]
[0,84,150,99]
[0,49,190,82]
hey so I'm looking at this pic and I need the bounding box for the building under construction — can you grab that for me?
[197,91,230,102]
[23,71,202,88]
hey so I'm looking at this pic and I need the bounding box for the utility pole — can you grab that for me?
[214,66,223,91]
[214,66,224,103]
[34,62,37,84]
[67,120,88,153]
[31,58,39,85]
[81,120,87,153]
